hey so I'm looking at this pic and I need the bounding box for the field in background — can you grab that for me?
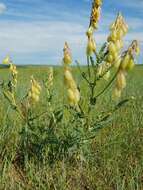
[0,65,143,190]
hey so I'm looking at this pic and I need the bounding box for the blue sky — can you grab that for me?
[0,0,142,65]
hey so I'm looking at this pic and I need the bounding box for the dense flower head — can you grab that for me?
[9,63,18,88]
[2,55,11,65]
[106,13,128,66]
[113,40,139,99]
[63,43,80,107]
[63,42,72,65]
[89,0,102,30]
[120,40,140,71]
[86,0,102,56]
[28,76,41,105]
[48,67,54,87]
[64,66,80,107]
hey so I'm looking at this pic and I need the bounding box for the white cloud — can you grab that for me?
[0,20,86,54]
[0,20,84,64]
[0,3,6,14]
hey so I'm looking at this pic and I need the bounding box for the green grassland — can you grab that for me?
[0,65,143,190]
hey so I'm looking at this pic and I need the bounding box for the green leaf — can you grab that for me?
[115,99,129,110]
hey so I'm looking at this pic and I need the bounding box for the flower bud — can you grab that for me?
[86,36,96,56]
[116,29,124,39]
[106,54,114,63]
[116,70,126,89]
[126,58,135,71]
[114,57,121,68]
[63,42,72,65]
[86,26,94,37]
[120,54,130,70]
[108,42,117,55]
[96,0,102,6]
[110,31,117,41]
[3,56,11,65]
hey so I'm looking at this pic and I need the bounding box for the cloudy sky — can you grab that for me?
[0,0,142,65]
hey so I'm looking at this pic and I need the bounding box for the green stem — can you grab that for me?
[87,56,91,78]
[76,60,90,84]
[95,69,119,98]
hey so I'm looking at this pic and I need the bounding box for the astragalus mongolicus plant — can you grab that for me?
[0,0,140,181]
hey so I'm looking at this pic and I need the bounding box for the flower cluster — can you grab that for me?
[63,42,80,107]
[2,55,11,65]
[45,67,54,89]
[9,64,18,88]
[63,42,72,65]
[2,55,18,89]
[89,0,102,30]
[106,13,128,66]
[86,0,102,56]
[28,76,41,105]
[113,40,140,99]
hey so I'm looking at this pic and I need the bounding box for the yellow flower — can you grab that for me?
[114,57,121,68]
[28,76,41,105]
[67,88,80,106]
[96,0,102,6]
[49,67,53,82]
[116,70,126,90]
[86,26,94,38]
[86,36,96,56]
[63,42,72,65]
[107,13,128,65]
[63,43,80,107]
[90,0,102,29]
[97,64,103,77]
[3,55,11,65]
